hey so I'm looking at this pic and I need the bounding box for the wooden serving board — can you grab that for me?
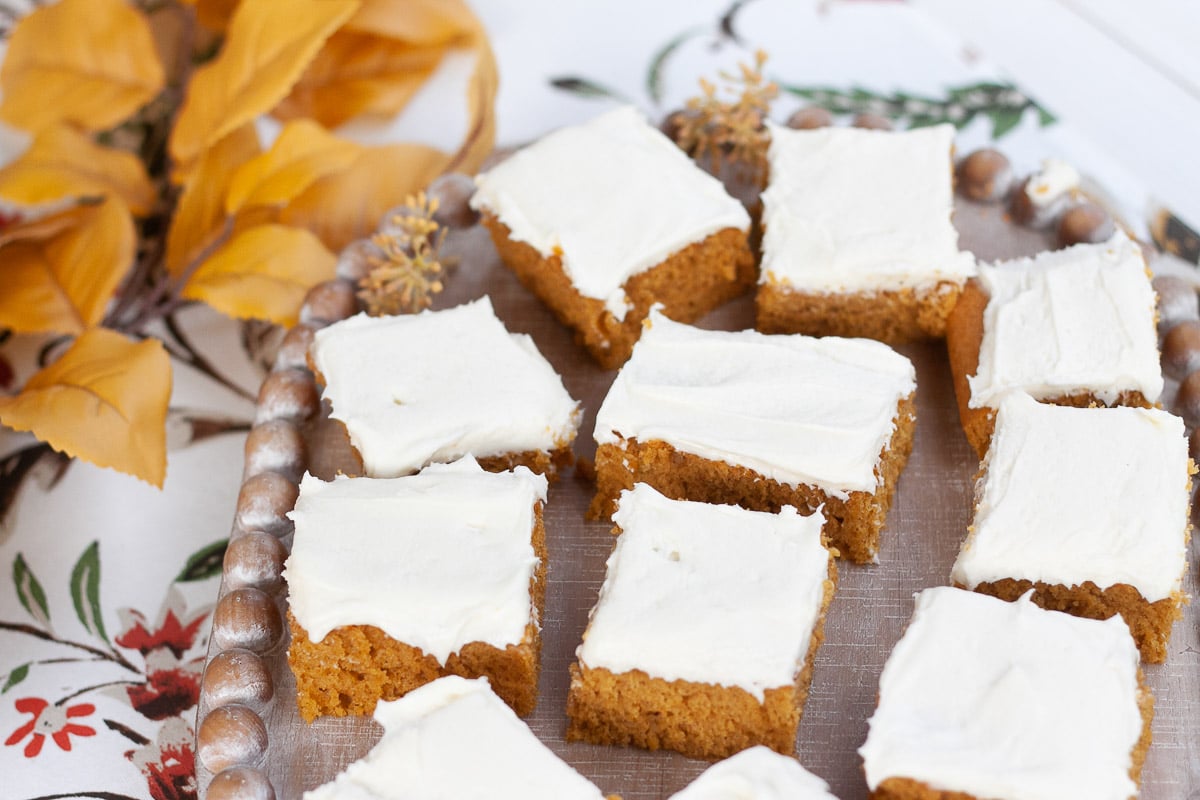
[197,200,1200,799]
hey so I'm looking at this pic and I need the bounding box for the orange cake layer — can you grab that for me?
[483,213,755,369]
[589,396,915,564]
[755,280,962,343]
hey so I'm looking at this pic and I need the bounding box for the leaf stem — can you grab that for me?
[54,679,141,706]
[0,621,140,674]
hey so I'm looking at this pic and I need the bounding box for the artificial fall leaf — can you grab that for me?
[182,224,336,325]
[281,142,446,251]
[0,198,136,335]
[181,0,241,34]
[166,125,261,277]
[0,0,165,132]
[168,0,360,176]
[0,203,92,249]
[273,32,444,128]
[0,126,156,215]
[342,0,476,44]
[0,328,171,487]
[454,30,498,176]
[225,119,362,214]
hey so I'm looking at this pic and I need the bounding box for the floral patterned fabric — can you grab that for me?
[0,1,1191,798]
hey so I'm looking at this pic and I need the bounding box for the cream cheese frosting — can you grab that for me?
[575,484,830,701]
[1024,158,1080,208]
[310,297,580,477]
[859,587,1144,800]
[594,312,916,496]
[759,122,975,293]
[951,392,1188,603]
[304,676,607,800]
[470,105,750,321]
[283,457,547,661]
[967,232,1163,409]
[669,746,839,799]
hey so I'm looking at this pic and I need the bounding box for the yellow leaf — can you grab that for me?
[166,125,260,277]
[274,32,444,128]
[169,0,360,174]
[181,0,242,33]
[342,0,474,44]
[0,198,136,335]
[0,203,92,248]
[225,119,362,214]
[281,142,446,251]
[0,126,156,215]
[0,328,171,487]
[182,224,335,325]
[0,0,165,132]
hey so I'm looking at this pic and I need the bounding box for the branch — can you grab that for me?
[0,621,141,674]
[54,679,141,707]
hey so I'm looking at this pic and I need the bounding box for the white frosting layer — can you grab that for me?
[305,676,606,800]
[860,588,1143,800]
[594,312,916,496]
[1025,158,1080,208]
[968,233,1163,409]
[576,484,830,701]
[284,457,547,661]
[759,123,975,293]
[670,746,839,800]
[470,106,750,320]
[311,297,579,477]
[952,393,1188,603]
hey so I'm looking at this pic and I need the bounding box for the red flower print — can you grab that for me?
[124,649,203,721]
[116,606,207,659]
[4,697,96,757]
[127,718,198,800]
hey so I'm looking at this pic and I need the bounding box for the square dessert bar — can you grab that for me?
[284,457,548,721]
[590,311,916,563]
[309,296,579,478]
[951,393,1190,663]
[859,587,1153,800]
[470,106,754,369]
[567,483,836,760]
[946,232,1163,456]
[669,746,839,799]
[305,676,609,800]
[755,123,976,343]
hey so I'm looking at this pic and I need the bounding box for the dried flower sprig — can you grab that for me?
[357,192,447,316]
[676,49,778,181]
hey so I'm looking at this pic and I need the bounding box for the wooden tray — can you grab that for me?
[197,199,1200,799]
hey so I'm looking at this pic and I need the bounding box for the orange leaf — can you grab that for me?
[165,125,261,277]
[0,126,156,215]
[280,142,446,251]
[0,328,171,487]
[342,0,474,44]
[0,198,136,335]
[225,119,362,214]
[181,0,242,33]
[452,28,497,176]
[168,0,360,174]
[182,224,336,325]
[0,0,165,132]
[274,32,444,128]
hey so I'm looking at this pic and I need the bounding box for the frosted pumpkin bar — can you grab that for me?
[304,676,611,800]
[284,457,548,720]
[590,311,916,563]
[859,587,1153,800]
[951,392,1190,663]
[567,484,835,760]
[756,123,975,343]
[669,746,840,799]
[309,296,579,478]
[470,106,754,369]
[946,232,1162,456]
